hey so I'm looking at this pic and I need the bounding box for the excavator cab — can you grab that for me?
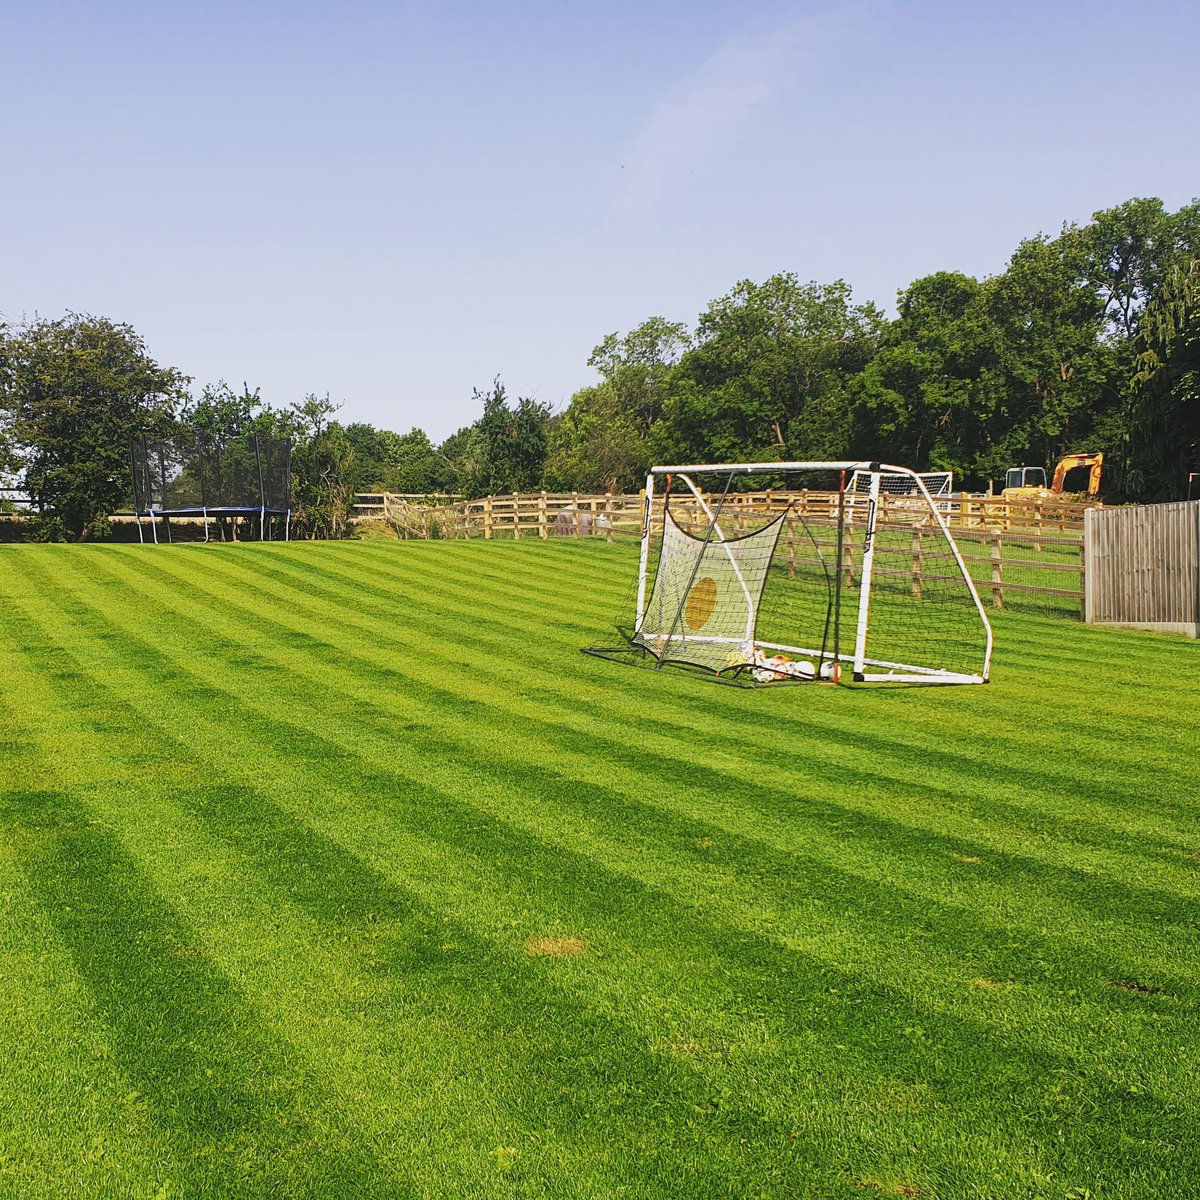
[1002,453,1102,499]
[1004,466,1046,491]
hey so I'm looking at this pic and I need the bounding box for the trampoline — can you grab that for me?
[130,431,292,544]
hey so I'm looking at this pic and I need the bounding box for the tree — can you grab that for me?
[1080,197,1200,341]
[545,317,690,491]
[978,234,1114,484]
[543,383,649,492]
[0,314,188,539]
[1125,259,1200,499]
[852,272,1001,481]
[442,380,551,497]
[184,381,262,450]
[658,275,884,465]
[0,322,18,479]
[342,422,390,491]
[587,317,690,436]
[287,394,356,538]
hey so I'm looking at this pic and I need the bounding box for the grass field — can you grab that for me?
[0,540,1196,1200]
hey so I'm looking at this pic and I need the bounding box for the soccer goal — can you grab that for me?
[850,467,952,508]
[583,461,992,685]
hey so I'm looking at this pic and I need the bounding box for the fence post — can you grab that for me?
[911,528,923,599]
[786,512,797,579]
[991,531,1003,608]
[483,496,493,540]
[1079,527,1087,621]
[512,493,521,540]
[1034,500,1043,552]
[538,491,548,539]
[604,492,614,543]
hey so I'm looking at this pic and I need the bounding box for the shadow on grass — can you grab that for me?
[0,788,410,1200]
[96,544,1200,853]
[185,755,1196,1194]
[186,782,829,1198]
[13,548,1200,1193]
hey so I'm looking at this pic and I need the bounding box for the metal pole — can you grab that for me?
[852,465,882,680]
[832,472,845,678]
[634,473,655,630]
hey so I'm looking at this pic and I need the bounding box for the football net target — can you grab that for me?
[584,462,992,685]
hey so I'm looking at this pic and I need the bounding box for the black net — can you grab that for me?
[130,430,292,542]
[130,434,190,512]
[131,431,291,514]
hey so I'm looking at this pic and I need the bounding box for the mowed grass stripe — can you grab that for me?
[21,549,1200,1137]
[7,554,883,1190]
[0,713,415,1197]
[4,547,1195,1200]
[77,537,1200,811]
[4,564,1137,1200]
[46,544,1200,1003]
[112,544,1190,844]
[0,552,964,1190]
[0,788,200,1200]
[100,547,1200,945]
[0,573,663,1197]
[292,544,1200,816]
[23,552,792,1190]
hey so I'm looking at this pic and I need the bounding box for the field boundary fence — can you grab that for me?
[354,490,1089,616]
[1084,501,1199,636]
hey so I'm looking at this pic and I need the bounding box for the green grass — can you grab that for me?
[0,540,1196,1200]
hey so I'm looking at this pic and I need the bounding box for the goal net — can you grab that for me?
[851,468,952,498]
[584,462,991,685]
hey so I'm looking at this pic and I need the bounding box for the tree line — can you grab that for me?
[541,196,1197,503]
[1,196,1196,540]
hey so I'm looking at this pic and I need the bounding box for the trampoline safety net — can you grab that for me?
[130,431,293,542]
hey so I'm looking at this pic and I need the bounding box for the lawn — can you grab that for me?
[0,540,1196,1199]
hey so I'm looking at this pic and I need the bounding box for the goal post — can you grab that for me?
[584,460,992,686]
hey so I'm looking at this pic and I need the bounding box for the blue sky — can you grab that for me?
[3,0,1197,441]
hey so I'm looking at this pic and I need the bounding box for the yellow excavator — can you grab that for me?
[1002,452,1103,499]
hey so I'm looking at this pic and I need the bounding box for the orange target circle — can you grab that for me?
[684,576,718,630]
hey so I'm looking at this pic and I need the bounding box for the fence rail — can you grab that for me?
[353,490,1094,534]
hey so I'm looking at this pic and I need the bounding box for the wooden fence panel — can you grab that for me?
[1084,502,1200,637]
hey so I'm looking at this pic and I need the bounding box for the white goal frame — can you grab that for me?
[634,461,993,685]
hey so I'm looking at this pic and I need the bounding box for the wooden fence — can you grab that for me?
[353,489,1093,537]
[951,526,1083,615]
[353,490,1088,614]
[1084,501,1200,636]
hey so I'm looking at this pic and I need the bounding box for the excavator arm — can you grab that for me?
[1050,452,1103,495]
